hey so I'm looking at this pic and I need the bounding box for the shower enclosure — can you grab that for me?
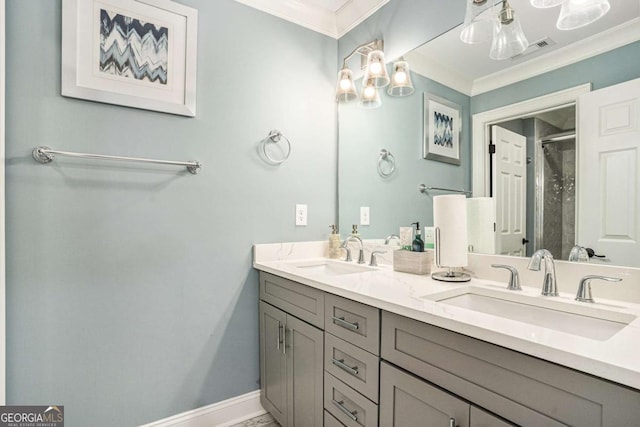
[536,128,576,260]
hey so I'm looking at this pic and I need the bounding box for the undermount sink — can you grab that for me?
[292,260,376,276]
[423,286,636,341]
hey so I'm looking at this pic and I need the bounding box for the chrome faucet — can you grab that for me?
[384,234,400,245]
[527,249,558,296]
[568,245,589,262]
[342,235,365,264]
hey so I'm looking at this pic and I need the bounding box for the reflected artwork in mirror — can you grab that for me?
[338,0,640,268]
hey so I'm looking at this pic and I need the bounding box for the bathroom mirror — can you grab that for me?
[338,0,640,267]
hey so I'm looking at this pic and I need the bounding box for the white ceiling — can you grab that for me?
[232,0,390,38]
[408,0,640,95]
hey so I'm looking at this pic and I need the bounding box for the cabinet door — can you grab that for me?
[380,361,469,427]
[260,302,287,426]
[470,406,515,427]
[286,314,324,427]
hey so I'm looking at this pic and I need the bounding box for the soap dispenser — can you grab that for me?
[411,222,424,252]
[328,225,342,259]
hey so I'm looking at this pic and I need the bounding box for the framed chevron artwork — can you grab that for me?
[423,93,462,165]
[61,0,198,117]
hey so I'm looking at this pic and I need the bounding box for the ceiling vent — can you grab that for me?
[511,37,557,60]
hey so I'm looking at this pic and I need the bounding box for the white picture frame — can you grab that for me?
[423,93,462,165]
[61,0,198,117]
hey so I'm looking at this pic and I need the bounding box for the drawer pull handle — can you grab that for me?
[449,417,456,427]
[277,323,283,351]
[332,316,359,330]
[333,399,358,421]
[332,358,359,376]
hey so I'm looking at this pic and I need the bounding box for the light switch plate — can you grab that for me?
[360,207,370,225]
[295,204,308,226]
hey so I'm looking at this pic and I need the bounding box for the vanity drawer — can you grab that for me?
[381,311,640,427]
[324,333,380,403]
[325,294,380,355]
[260,272,325,329]
[324,373,378,427]
[324,409,345,427]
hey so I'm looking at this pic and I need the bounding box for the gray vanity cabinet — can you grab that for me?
[259,272,324,427]
[381,310,640,427]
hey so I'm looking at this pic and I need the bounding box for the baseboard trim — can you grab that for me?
[139,390,266,427]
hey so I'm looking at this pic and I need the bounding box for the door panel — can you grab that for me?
[259,302,287,426]
[286,314,324,427]
[380,361,469,427]
[578,77,640,267]
[492,126,527,256]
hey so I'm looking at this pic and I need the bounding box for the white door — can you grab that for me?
[578,77,640,267]
[492,126,527,256]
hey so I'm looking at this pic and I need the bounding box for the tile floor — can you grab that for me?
[230,413,279,427]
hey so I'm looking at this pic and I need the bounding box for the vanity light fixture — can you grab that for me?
[490,0,529,60]
[336,39,387,104]
[363,48,390,88]
[358,77,382,109]
[387,58,415,96]
[336,67,358,102]
[460,0,496,44]
[556,0,611,30]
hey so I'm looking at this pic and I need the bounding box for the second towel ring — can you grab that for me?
[378,149,396,177]
[262,130,292,164]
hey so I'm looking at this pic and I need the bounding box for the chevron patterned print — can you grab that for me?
[99,9,168,85]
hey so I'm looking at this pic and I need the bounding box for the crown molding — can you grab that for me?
[406,50,473,96]
[232,0,389,39]
[407,17,640,98]
[470,18,640,96]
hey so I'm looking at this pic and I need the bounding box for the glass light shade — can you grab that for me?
[362,50,390,88]
[530,0,563,7]
[460,0,495,44]
[335,67,358,102]
[387,60,414,97]
[358,78,382,109]
[490,6,529,60]
[557,0,610,30]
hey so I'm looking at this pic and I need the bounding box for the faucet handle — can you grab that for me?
[491,264,522,291]
[369,251,384,267]
[576,275,622,303]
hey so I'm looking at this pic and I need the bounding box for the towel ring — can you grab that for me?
[262,130,292,165]
[378,149,396,177]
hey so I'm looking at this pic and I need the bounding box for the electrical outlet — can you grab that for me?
[295,204,307,226]
[424,226,435,247]
[360,207,370,225]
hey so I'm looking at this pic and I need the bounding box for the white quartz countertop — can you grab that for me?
[253,243,640,390]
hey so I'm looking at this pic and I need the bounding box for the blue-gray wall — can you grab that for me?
[338,73,470,237]
[5,1,336,425]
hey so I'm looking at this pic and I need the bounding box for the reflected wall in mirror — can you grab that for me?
[338,0,640,268]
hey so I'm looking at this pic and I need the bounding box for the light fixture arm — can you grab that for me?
[341,39,384,69]
[499,0,515,24]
